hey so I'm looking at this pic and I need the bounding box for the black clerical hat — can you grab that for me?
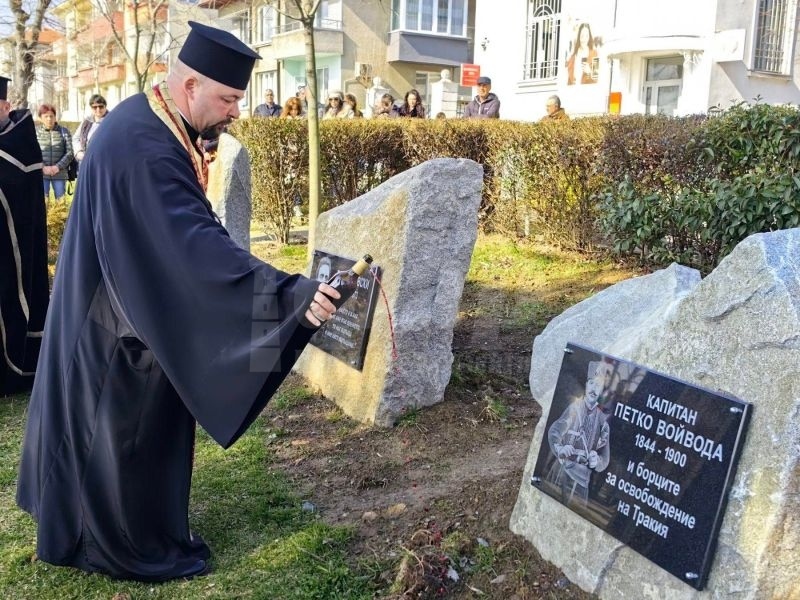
[0,76,9,101]
[178,21,261,90]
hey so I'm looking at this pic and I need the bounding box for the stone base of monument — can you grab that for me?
[511,229,800,599]
[294,158,483,426]
[206,132,251,251]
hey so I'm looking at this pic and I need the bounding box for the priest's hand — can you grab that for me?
[305,283,340,326]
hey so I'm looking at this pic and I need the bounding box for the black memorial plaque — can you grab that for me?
[530,343,752,590]
[308,250,380,370]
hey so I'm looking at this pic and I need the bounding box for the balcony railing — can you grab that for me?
[275,18,342,34]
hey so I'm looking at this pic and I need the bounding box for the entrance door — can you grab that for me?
[643,56,683,116]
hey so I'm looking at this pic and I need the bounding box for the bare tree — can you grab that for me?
[267,0,322,257]
[92,0,171,93]
[8,0,53,108]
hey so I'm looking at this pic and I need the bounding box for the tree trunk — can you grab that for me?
[9,0,51,108]
[304,19,321,259]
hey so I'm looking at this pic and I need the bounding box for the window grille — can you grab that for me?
[753,0,795,73]
[523,0,562,81]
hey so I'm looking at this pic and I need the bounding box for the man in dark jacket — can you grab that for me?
[0,75,49,396]
[463,76,500,119]
[253,89,281,117]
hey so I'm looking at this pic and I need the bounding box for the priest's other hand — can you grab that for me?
[305,283,339,326]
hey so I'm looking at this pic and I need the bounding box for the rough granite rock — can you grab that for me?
[512,229,800,599]
[294,158,483,426]
[206,132,251,250]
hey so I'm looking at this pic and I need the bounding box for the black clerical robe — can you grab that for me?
[16,93,320,582]
[0,110,48,396]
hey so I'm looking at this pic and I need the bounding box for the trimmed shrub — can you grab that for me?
[232,118,308,244]
[319,119,408,209]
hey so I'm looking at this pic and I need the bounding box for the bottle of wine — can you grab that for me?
[325,254,373,308]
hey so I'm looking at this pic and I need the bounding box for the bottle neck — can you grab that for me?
[351,259,371,277]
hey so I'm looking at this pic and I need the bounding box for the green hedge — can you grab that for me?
[232,101,800,272]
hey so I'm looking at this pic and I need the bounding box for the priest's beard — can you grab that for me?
[200,120,230,142]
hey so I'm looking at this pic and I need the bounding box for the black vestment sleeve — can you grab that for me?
[93,148,318,448]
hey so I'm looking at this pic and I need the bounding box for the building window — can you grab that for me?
[315,0,343,29]
[391,0,467,36]
[414,70,441,107]
[222,11,250,44]
[524,0,561,81]
[643,56,683,116]
[753,0,797,74]
[257,71,277,101]
[256,5,276,44]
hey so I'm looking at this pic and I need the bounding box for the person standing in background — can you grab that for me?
[322,90,354,119]
[396,89,426,118]
[0,75,49,396]
[541,95,569,121]
[463,76,500,119]
[344,93,363,118]
[372,93,397,118]
[73,93,108,167]
[253,89,282,117]
[35,104,73,201]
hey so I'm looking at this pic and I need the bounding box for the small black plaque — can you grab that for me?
[308,250,380,370]
[531,343,752,590]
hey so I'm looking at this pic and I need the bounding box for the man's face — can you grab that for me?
[585,365,613,410]
[264,90,275,104]
[477,82,491,100]
[546,100,558,115]
[188,77,243,138]
[0,100,10,122]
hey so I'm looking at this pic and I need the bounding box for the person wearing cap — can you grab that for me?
[463,76,501,119]
[16,22,341,583]
[0,75,49,397]
[322,90,354,119]
[253,88,281,117]
[72,93,109,166]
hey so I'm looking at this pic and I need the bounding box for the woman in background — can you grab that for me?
[397,89,426,118]
[344,93,363,118]
[36,104,73,201]
[322,91,354,119]
[280,96,304,119]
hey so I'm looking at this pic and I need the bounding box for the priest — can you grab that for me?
[0,75,49,396]
[17,23,340,582]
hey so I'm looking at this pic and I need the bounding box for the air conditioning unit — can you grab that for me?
[355,62,373,81]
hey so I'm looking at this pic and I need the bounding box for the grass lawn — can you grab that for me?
[0,393,381,599]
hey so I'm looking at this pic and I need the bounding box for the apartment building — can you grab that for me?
[12,0,478,119]
[213,0,477,115]
[474,0,800,121]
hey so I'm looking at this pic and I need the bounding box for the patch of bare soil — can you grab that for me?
[264,277,599,599]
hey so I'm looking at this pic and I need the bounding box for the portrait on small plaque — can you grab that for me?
[545,358,644,506]
[308,250,380,370]
[531,343,751,590]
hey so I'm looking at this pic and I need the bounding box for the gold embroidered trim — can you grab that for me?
[146,82,207,192]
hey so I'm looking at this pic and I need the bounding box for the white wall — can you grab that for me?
[709,0,800,110]
[473,0,800,119]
